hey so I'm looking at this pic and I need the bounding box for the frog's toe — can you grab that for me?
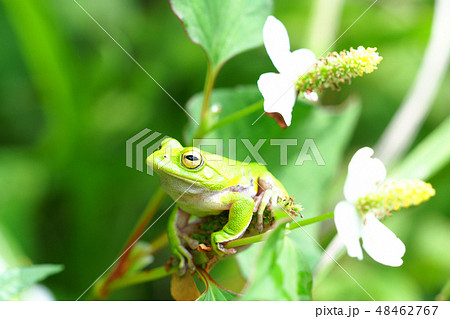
[177,258,187,275]
[270,194,279,208]
[211,231,239,256]
[216,242,236,255]
[181,234,199,250]
[212,243,225,257]
[174,246,196,275]
[186,258,196,274]
[255,222,264,233]
[176,256,196,275]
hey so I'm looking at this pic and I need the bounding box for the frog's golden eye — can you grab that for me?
[181,150,203,169]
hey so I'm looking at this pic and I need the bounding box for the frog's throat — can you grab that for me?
[157,161,226,184]
[158,170,204,184]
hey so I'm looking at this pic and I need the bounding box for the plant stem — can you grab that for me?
[125,232,169,266]
[124,188,167,249]
[225,211,334,248]
[200,64,218,122]
[108,266,177,292]
[193,63,220,140]
[201,100,263,137]
[287,211,334,230]
[94,188,166,299]
[195,63,263,139]
[307,0,344,54]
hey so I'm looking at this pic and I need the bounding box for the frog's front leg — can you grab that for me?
[255,189,274,232]
[211,193,254,256]
[254,172,287,230]
[168,206,196,274]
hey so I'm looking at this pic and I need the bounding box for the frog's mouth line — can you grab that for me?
[158,169,206,184]
[153,156,224,185]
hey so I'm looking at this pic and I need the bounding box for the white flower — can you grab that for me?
[334,147,406,267]
[21,284,55,301]
[257,16,317,127]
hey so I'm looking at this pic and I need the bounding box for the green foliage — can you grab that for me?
[123,241,155,275]
[0,0,448,301]
[196,269,239,301]
[171,0,272,69]
[0,264,63,301]
[2,0,78,164]
[242,224,312,300]
[184,86,262,141]
[392,116,450,180]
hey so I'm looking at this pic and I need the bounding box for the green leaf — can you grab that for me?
[196,269,239,301]
[170,0,272,69]
[0,264,63,301]
[209,256,247,294]
[391,116,450,180]
[242,224,312,300]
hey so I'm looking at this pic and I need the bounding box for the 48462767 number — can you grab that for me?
[376,305,438,316]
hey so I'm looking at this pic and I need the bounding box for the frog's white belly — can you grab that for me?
[158,174,256,217]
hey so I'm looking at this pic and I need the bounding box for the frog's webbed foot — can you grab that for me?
[211,232,231,256]
[173,245,196,275]
[278,196,304,218]
[175,231,199,275]
[168,207,198,275]
[255,189,281,233]
[214,240,237,256]
[255,192,304,233]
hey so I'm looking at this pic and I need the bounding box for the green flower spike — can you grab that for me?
[356,179,436,218]
[296,46,383,93]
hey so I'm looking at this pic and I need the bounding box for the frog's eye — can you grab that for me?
[181,150,203,169]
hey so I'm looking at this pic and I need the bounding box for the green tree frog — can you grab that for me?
[147,138,301,273]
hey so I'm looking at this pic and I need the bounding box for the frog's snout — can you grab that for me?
[146,154,154,168]
[147,152,170,170]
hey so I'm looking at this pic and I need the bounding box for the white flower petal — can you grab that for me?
[257,72,297,126]
[361,213,406,267]
[344,147,387,203]
[263,16,292,74]
[334,201,363,260]
[303,91,318,102]
[21,285,55,301]
[0,256,7,274]
[287,48,316,79]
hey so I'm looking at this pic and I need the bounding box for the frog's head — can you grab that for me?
[147,138,228,189]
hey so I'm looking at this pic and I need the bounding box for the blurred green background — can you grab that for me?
[0,0,448,300]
